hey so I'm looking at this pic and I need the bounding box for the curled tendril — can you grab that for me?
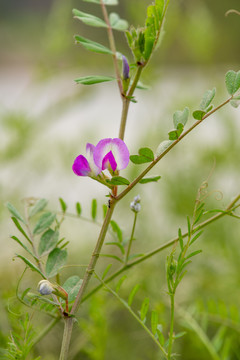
[225,9,240,17]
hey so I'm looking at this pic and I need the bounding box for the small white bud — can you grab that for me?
[130,195,141,213]
[38,280,54,295]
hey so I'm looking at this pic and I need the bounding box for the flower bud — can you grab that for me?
[130,194,141,213]
[38,280,54,295]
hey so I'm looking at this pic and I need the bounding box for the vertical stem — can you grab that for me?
[59,317,74,360]
[168,294,175,359]
[125,212,137,263]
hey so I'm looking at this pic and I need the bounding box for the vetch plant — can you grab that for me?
[5,0,240,359]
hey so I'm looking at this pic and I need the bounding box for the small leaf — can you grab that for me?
[199,88,216,110]
[29,199,48,218]
[225,70,240,95]
[110,220,122,242]
[190,230,203,245]
[156,325,165,346]
[139,175,161,184]
[33,212,56,235]
[173,331,187,339]
[63,276,83,302]
[76,202,82,216]
[38,229,59,256]
[75,75,115,85]
[11,236,37,261]
[105,242,125,255]
[100,254,124,263]
[178,228,183,251]
[168,129,178,140]
[102,204,108,218]
[173,107,189,128]
[185,249,202,260]
[151,310,158,335]
[106,176,130,186]
[128,284,140,306]
[73,9,108,28]
[192,110,206,120]
[156,140,174,157]
[102,264,112,280]
[140,297,149,321]
[16,255,46,278]
[46,248,67,278]
[91,199,97,220]
[11,217,31,244]
[130,147,154,164]
[75,35,113,55]
[109,12,128,31]
[116,275,127,293]
[6,202,25,223]
[59,198,67,213]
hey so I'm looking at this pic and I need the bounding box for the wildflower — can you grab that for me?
[72,143,101,177]
[122,55,130,80]
[38,280,54,295]
[130,195,141,213]
[94,138,129,173]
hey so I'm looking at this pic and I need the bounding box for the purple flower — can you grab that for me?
[72,143,101,177]
[122,55,130,80]
[94,138,129,172]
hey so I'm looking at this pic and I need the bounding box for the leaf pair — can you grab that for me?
[168,107,189,140]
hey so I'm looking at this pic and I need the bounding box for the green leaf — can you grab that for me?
[139,175,161,184]
[116,275,127,293]
[82,0,118,4]
[109,12,128,31]
[128,284,140,306]
[59,198,67,213]
[91,199,97,220]
[11,236,38,261]
[185,249,202,260]
[156,140,174,157]
[45,248,67,278]
[190,230,204,245]
[6,202,25,223]
[63,275,83,302]
[29,199,48,218]
[102,204,108,218]
[140,297,149,321]
[168,124,184,140]
[73,9,107,28]
[75,35,113,55]
[173,107,189,128]
[199,88,216,110]
[11,217,31,244]
[178,228,183,251]
[155,0,164,19]
[33,212,56,235]
[151,310,158,335]
[76,202,82,216]
[106,176,130,186]
[38,229,59,256]
[100,254,124,263]
[173,331,187,339]
[130,147,154,164]
[105,242,125,255]
[75,75,115,85]
[110,220,122,242]
[156,325,165,345]
[192,110,206,120]
[102,264,112,280]
[16,255,46,278]
[225,70,240,95]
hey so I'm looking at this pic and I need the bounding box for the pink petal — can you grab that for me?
[72,155,91,176]
[94,138,129,171]
[102,151,117,171]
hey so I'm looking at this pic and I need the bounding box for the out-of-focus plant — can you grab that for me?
[4,0,240,359]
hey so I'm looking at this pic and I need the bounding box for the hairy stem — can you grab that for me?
[116,95,233,201]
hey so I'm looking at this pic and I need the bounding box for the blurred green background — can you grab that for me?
[0,0,240,359]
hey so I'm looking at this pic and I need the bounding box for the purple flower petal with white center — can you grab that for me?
[94,138,129,171]
[72,143,102,177]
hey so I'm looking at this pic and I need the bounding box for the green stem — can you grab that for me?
[119,66,143,140]
[125,212,138,263]
[116,95,233,201]
[59,199,117,360]
[82,193,240,302]
[167,294,175,359]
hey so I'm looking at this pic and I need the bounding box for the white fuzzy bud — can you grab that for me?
[38,280,54,295]
[130,195,141,213]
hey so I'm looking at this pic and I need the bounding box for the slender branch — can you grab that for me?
[167,295,175,359]
[116,95,233,201]
[82,193,240,302]
[125,212,138,263]
[100,0,123,94]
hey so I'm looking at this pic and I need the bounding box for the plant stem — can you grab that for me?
[119,66,143,140]
[59,199,117,360]
[167,294,175,359]
[116,95,233,201]
[100,0,122,95]
[82,193,240,302]
[125,212,138,263]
